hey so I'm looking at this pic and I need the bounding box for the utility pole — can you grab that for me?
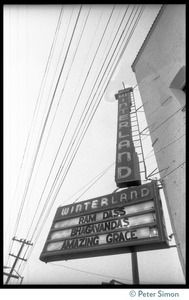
[3,271,19,280]
[5,237,33,285]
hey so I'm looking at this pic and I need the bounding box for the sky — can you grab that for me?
[3,4,185,288]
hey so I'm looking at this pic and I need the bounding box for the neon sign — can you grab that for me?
[115,88,141,187]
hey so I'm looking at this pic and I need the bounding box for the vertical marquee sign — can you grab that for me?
[39,181,168,263]
[115,87,141,188]
[39,87,169,264]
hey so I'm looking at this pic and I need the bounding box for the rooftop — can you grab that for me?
[131,5,166,72]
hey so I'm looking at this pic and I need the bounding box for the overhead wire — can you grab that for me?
[144,133,185,161]
[25,5,117,241]
[14,5,99,268]
[7,5,183,284]
[5,5,64,266]
[18,5,145,276]
[67,5,122,108]
[32,6,75,146]
[48,262,162,285]
[16,161,115,275]
[142,133,185,180]
[19,5,143,276]
[11,5,82,241]
[29,5,132,235]
[40,4,142,234]
[37,5,131,213]
[22,5,92,241]
[58,5,142,178]
[133,87,178,132]
[49,262,133,283]
[128,85,185,179]
[16,6,134,274]
[61,5,144,182]
[7,7,83,273]
[53,5,144,194]
[65,163,115,205]
[52,4,116,171]
[22,6,111,243]
[149,106,183,135]
[160,162,185,181]
[123,108,185,179]
[44,2,142,225]
[72,162,115,204]
[11,5,64,205]
[8,7,67,244]
[132,100,183,148]
[56,5,143,195]
[15,6,75,231]
[11,6,64,205]
[45,4,125,193]
[133,105,183,149]
[133,74,161,91]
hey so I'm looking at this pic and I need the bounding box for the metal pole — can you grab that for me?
[5,240,26,285]
[3,272,19,280]
[131,248,140,285]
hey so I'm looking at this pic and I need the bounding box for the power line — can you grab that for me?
[72,162,115,204]
[17,5,82,236]
[131,96,170,130]
[51,4,143,202]
[17,7,140,274]
[34,6,117,225]
[6,6,64,266]
[64,6,144,179]
[17,6,144,277]
[43,5,135,205]
[58,162,115,206]
[11,6,64,205]
[135,126,182,159]
[16,162,115,275]
[48,262,162,285]
[27,5,118,232]
[144,133,185,161]
[6,6,182,286]
[13,7,75,239]
[6,6,82,267]
[133,74,160,91]
[21,5,91,241]
[30,5,135,225]
[23,6,114,243]
[32,6,75,146]
[150,107,182,135]
[160,162,185,181]
[133,106,183,148]
[28,5,143,243]
[49,262,133,283]
[39,4,142,237]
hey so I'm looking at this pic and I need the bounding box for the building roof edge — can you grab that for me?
[131,5,166,73]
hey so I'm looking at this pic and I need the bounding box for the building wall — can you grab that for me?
[131,5,185,278]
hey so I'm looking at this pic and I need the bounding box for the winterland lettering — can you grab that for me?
[59,185,150,217]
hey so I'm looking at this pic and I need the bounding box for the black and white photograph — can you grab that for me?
[3,3,186,293]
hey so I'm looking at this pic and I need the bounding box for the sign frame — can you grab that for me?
[39,181,169,263]
[115,87,141,188]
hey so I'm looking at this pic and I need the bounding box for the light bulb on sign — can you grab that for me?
[46,241,63,252]
[149,227,158,237]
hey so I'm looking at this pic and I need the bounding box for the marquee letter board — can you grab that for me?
[39,181,169,263]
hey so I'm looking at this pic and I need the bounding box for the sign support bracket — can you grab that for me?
[130,247,140,285]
